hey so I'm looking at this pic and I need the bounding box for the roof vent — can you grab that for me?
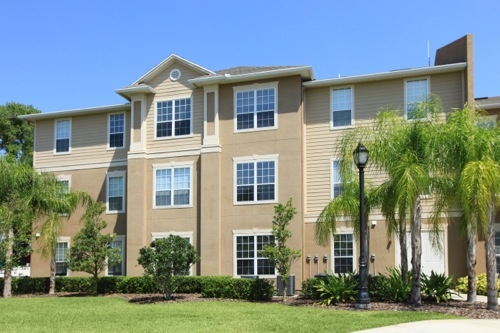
[170,69,181,81]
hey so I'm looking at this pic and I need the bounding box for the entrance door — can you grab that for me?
[396,230,445,276]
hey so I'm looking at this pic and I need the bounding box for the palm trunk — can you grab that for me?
[485,198,498,310]
[2,227,14,298]
[466,221,477,302]
[398,222,408,284]
[49,252,57,295]
[410,197,422,305]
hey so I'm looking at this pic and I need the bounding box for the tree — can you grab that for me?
[315,177,382,280]
[260,198,301,303]
[431,104,500,309]
[138,235,199,299]
[35,174,89,295]
[67,199,121,295]
[0,157,36,297]
[0,102,40,165]
[336,98,443,305]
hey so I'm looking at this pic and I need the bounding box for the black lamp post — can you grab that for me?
[353,142,370,309]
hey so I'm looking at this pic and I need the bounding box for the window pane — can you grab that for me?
[332,88,352,127]
[333,234,353,273]
[108,239,123,276]
[332,160,343,198]
[56,139,70,153]
[406,79,428,119]
[236,88,274,130]
[236,235,274,276]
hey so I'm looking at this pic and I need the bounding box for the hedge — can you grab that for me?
[0,275,274,301]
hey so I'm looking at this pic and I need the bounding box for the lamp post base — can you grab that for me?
[355,302,371,309]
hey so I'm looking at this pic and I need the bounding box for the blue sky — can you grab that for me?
[1,0,499,112]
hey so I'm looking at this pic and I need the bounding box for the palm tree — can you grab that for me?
[431,105,500,309]
[33,173,89,294]
[333,98,442,305]
[0,157,36,297]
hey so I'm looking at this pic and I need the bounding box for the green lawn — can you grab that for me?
[0,296,459,333]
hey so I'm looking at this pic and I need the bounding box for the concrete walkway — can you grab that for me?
[353,293,500,333]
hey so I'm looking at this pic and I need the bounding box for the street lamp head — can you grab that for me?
[353,142,369,168]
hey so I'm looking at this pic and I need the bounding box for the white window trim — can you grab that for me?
[233,82,278,133]
[331,229,357,274]
[330,159,342,199]
[106,170,126,214]
[151,231,195,276]
[154,96,193,140]
[233,154,279,205]
[56,175,72,191]
[106,235,125,276]
[232,229,276,278]
[107,112,126,150]
[56,236,71,277]
[330,86,354,130]
[54,118,72,154]
[152,161,194,209]
[404,77,430,120]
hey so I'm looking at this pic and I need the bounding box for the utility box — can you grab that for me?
[277,275,295,296]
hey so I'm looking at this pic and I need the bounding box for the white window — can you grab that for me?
[107,171,125,213]
[234,83,277,131]
[478,115,497,129]
[332,160,343,198]
[57,175,71,194]
[332,233,354,274]
[153,164,192,208]
[234,231,275,277]
[107,235,125,276]
[55,119,71,153]
[108,113,125,148]
[151,232,194,276]
[331,87,353,128]
[156,98,192,138]
[405,78,429,120]
[234,155,277,204]
[56,240,69,276]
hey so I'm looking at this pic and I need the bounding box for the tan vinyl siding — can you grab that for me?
[34,111,130,169]
[144,63,203,153]
[304,72,465,219]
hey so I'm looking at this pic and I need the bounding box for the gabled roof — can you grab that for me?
[475,96,500,110]
[131,54,215,85]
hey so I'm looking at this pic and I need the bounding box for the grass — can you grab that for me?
[0,296,459,333]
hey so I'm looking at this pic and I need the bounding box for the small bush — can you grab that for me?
[315,272,358,305]
[370,267,411,303]
[421,271,455,303]
[301,277,322,299]
[455,273,500,296]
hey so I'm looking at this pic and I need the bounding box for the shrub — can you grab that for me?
[200,276,274,301]
[420,271,456,303]
[315,272,358,306]
[301,277,322,299]
[370,267,411,303]
[455,273,500,296]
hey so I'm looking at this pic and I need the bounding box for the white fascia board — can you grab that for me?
[115,84,156,100]
[18,103,131,121]
[189,66,314,87]
[303,63,467,88]
[131,54,215,85]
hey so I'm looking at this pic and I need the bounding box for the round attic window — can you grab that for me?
[170,69,181,81]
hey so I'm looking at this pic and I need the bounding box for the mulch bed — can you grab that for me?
[116,293,500,319]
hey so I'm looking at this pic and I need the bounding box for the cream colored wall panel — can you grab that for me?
[34,112,131,169]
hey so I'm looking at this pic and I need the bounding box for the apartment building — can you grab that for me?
[22,35,490,284]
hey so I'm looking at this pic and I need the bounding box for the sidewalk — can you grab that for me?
[353,293,500,333]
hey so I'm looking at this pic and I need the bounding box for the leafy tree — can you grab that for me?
[67,199,121,295]
[336,98,443,305]
[431,104,500,309]
[35,175,89,295]
[138,235,199,299]
[0,157,36,297]
[0,102,40,165]
[260,198,301,303]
